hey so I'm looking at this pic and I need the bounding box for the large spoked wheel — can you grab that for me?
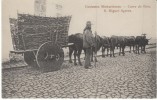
[36,42,64,72]
[24,51,38,67]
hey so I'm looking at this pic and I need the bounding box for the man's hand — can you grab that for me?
[92,43,95,48]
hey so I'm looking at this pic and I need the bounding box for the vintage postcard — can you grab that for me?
[2,0,156,98]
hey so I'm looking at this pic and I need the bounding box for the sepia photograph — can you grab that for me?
[1,0,156,98]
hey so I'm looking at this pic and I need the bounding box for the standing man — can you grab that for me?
[142,33,146,39]
[83,21,95,69]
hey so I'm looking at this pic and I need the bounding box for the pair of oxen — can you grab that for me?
[68,33,150,66]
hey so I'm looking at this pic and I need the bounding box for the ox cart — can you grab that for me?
[9,14,72,72]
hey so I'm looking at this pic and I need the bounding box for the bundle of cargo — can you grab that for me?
[9,13,72,72]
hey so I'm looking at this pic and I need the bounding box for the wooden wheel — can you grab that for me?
[36,42,64,72]
[24,51,37,67]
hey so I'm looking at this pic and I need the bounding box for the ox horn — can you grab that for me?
[147,37,151,40]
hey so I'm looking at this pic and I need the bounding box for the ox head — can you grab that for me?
[145,38,151,45]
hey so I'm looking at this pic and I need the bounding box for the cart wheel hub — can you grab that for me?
[56,54,60,61]
[44,52,60,61]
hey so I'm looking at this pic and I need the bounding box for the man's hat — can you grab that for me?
[142,33,147,36]
[86,21,93,25]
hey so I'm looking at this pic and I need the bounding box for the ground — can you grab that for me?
[2,48,156,98]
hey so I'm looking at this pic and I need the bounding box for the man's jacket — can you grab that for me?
[83,29,95,48]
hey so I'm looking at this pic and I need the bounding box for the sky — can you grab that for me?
[2,0,156,60]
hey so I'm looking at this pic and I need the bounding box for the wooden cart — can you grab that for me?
[9,13,72,72]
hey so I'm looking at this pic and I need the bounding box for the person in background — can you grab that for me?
[142,33,146,39]
[83,21,95,69]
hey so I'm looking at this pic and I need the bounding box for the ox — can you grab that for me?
[110,36,127,56]
[110,36,125,56]
[110,35,137,56]
[124,36,136,53]
[135,36,150,54]
[90,34,103,62]
[68,33,83,66]
[101,36,110,57]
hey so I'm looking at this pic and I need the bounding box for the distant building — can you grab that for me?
[34,0,46,16]
[34,0,63,17]
[55,4,62,17]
